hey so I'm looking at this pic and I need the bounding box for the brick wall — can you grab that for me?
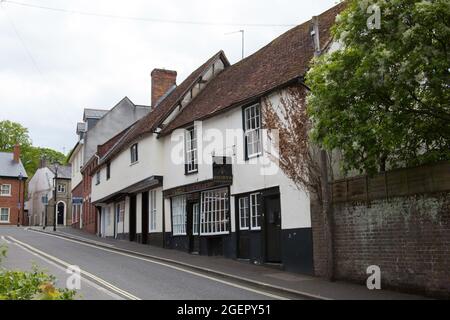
[81,158,98,234]
[312,164,450,298]
[0,177,25,226]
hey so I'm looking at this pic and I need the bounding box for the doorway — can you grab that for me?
[129,195,137,242]
[264,195,282,263]
[57,202,65,225]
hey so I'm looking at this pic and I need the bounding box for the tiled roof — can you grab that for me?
[160,3,345,135]
[100,50,229,163]
[48,165,72,179]
[0,152,28,178]
[97,125,132,158]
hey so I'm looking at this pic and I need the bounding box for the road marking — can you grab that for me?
[6,237,123,300]
[7,236,141,300]
[28,231,290,300]
[1,235,11,244]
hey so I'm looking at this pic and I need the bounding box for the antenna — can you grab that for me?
[225,30,245,60]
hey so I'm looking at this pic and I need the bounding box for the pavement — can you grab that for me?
[16,226,430,300]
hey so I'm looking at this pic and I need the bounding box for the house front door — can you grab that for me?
[187,202,200,254]
[264,195,282,263]
[57,202,65,225]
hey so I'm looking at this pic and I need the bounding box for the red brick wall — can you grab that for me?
[0,177,26,226]
[81,159,98,234]
[151,69,177,106]
[312,193,450,298]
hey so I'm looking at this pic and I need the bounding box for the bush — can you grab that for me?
[0,245,76,300]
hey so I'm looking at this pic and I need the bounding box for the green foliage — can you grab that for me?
[306,0,450,174]
[0,248,76,300]
[0,120,66,177]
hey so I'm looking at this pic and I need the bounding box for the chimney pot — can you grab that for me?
[151,69,177,107]
[13,144,20,163]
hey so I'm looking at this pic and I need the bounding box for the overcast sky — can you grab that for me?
[0,0,338,154]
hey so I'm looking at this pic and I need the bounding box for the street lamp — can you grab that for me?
[53,162,59,232]
[17,172,23,227]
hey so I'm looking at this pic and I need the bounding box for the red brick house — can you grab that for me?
[0,145,28,226]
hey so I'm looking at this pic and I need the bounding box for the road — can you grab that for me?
[0,227,291,300]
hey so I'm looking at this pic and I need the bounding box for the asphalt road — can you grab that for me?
[0,227,288,300]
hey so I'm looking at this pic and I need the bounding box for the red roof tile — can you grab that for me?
[160,3,345,136]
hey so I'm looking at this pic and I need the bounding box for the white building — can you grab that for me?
[90,5,342,274]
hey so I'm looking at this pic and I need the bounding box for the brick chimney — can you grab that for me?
[13,144,20,163]
[151,69,177,107]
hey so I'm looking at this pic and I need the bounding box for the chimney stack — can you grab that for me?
[151,69,177,107]
[13,144,20,163]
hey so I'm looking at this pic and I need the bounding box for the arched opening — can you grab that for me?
[57,201,66,225]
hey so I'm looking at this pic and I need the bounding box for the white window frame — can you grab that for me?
[172,196,187,236]
[149,190,157,232]
[185,127,198,174]
[200,188,229,236]
[0,184,11,196]
[238,197,250,230]
[250,193,262,230]
[96,171,101,185]
[192,203,200,236]
[244,104,262,159]
[57,184,66,193]
[0,208,10,223]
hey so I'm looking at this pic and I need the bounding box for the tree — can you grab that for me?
[0,120,66,176]
[306,0,450,175]
[263,86,322,197]
[0,120,32,151]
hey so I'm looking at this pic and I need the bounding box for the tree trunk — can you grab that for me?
[320,149,335,281]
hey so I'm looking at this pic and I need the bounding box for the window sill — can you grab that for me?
[172,233,187,237]
[247,153,262,161]
[185,170,198,176]
[130,161,139,167]
[0,221,10,224]
[0,195,12,197]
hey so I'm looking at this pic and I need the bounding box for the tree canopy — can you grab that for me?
[0,120,66,177]
[306,0,450,174]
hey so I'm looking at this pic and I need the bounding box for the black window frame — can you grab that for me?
[130,143,139,164]
[106,162,111,180]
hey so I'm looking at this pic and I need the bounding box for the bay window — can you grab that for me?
[200,188,229,235]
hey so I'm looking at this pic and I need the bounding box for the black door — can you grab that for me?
[141,192,149,244]
[264,196,282,263]
[129,195,137,242]
[57,202,64,225]
[187,202,200,254]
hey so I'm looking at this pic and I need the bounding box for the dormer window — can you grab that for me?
[243,103,262,159]
[130,144,139,164]
[185,127,198,174]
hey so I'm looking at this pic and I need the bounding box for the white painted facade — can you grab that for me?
[162,88,311,233]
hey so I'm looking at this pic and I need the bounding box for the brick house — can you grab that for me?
[0,145,28,226]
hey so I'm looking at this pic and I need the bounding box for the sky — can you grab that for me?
[0,0,338,154]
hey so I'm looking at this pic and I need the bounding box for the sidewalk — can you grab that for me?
[29,226,428,300]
